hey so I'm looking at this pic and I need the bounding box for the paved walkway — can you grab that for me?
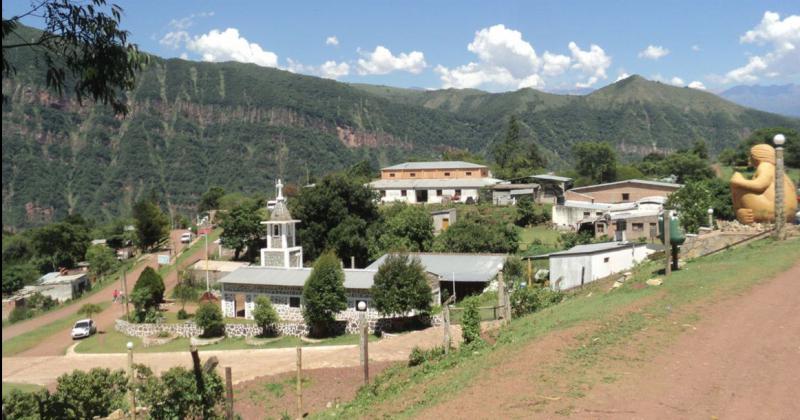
[2,325,457,386]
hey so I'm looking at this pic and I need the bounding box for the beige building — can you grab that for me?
[369,161,502,204]
[566,179,681,204]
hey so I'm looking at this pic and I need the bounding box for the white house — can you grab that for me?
[545,242,653,291]
[552,201,613,228]
[369,161,502,204]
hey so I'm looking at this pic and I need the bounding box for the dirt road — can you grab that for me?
[419,262,800,419]
[2,325,457,386]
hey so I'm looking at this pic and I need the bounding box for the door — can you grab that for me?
[442,217,449,230]
[415,189,428,203]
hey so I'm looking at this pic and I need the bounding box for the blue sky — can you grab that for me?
[5,0,799,92]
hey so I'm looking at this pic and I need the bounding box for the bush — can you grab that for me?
[510,287,564,317]
[195,303,224,338]
[371,254,431,317]
[460,296,481,345]
[253,296,279,337]
[302,252,347,337]
[27,292,57,311]
[131,267,165,318]
[408,345,446,367]
[9,306,33,323]
[177,308,190,320]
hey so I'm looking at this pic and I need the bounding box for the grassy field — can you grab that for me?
[519,225,561,249]
[73,328,378,354]
[2,302,111,357]
[2,382,43,397]
[321,237,800,418]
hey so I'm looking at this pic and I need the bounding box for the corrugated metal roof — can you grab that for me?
[366,253,506,283]
[571,179,682,192]
[369,178,503,189]
[531,174,573,182]
[561,201,613,210]
[38,272,87,285]
[382,161,487,170]
[490,183,540,190]
[549,241,646,257]
[189,260,250,272]
[218,267,377,289]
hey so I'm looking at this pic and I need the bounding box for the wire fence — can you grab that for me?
[447,305,503,325]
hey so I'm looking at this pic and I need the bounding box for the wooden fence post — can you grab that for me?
[296,346,303,419]
[225,367,234,420]
[442,295,454,354]
[664,211,672,276]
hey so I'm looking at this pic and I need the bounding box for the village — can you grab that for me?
[3,2,800,419]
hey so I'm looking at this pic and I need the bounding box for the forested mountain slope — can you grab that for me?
[3,25,798,228]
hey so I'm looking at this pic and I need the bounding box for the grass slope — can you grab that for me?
[321,237,800,418]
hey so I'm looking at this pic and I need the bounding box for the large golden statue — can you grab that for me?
[730,144,797,224]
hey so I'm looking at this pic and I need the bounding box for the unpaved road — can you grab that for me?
[419,262,800,419]
[2,325,457,386]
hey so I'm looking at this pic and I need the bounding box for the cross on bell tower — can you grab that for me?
[260,179,303,268]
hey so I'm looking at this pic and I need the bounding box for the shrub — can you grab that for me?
[177,308,190,320]
[27,292,57,311]
[371,254,432,318]
[131,267,165,316]
[408,345,446,367]
[302,252,347,337]
[9,306,33,323]
[195,303,224,337]
[460,296,481,345]
[136,366,225,419]
[253,296,279,337]
[53,368,129,419]
[510,286,564,317]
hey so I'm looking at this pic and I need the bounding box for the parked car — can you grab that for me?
[180,232,193,243]
[71,319,96,339]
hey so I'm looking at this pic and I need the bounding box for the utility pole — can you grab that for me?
[205,232,210,292]
[296,346,303,419]
[127,342,136,420]
[225,367,234,420]
[442,295,454,354]
[122,268,130,322]
[774,134,786,240]
[357,301,369,385]
[664,210,672,276]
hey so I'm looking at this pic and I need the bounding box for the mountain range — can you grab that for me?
[720,84,800,118]
[3,26,799,229]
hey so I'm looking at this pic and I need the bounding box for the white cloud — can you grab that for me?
[721,11,800,83]
[670,76,685,86]
[542,51,571,76]
[356,46,426,75]
[435,63,519,89]
[651,74,687,86]
[688,81,706,90]
[187,28,279,67]
[466,24,540,78]
[568,42,611,87]
[325,36,339,46]
[287,58,350,79]
[615,72,631,82]
[167,11,214,31]
[160,31,190,49]
[639,45,670,60]
[691,44,701,52]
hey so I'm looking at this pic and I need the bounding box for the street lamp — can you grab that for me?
[707,208,714,229]
[127,341,136,419]
[774,134,786,239]
[355,300,369,385]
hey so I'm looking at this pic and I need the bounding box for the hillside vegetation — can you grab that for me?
[3,25,799,228]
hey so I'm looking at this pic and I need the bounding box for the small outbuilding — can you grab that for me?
[490,183,541,205]
[430,209,457,234]
[33,270,90,302]
[540,242,653,291]
[188,260,250,285]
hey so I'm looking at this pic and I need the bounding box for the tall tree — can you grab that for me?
[85,244,117,282]
[493,115,521,169]
[371,254,431,317]
[218,201,264,260]
[2,0,149,115]
[302,252,347,336]
[130,266,165,319]
[369,203,434,259]
[132,195,169,252]
[574,141,618,184]
[433,215,519,254]
[198,186,225,213]
[31,220,91,271]
[290,174,380,266]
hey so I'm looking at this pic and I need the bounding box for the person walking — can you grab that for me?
[113,288,119,303]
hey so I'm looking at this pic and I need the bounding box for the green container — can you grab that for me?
[658,211,686,245]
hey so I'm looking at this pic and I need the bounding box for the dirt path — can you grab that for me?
[6,229,204,357]
[418,262,800,419]
[2,325,457,386]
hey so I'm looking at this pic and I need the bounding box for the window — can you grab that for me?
[410,172,416,177]
[389,173,396,177]
[444,172,451,177]
[583,212,591,217]
[272,225,280,236]
[481,170,487,176]
[622,193,630,201]
[436,189,443,196]
[596,212,603,216]
[597,224,605,233]
[401,190,407,197]
[455,189,462,196]
[632,223,644,231]
[466,171,472,176]
[603,257,610,263]
[289,297,301,308]
[380,190,386,197]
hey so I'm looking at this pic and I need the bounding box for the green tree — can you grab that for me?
[2,234,34,265]
[370,203,434,258]
[460,296,481,345]
[345,159,377,182]
[615,164,645,181]
[136,365,225,419]
[219,201,264,260]
[290,174,380,266]
[666,178,734,233]
[130,267,164,318]
[574,141,618,184]
[85,244,117,282]
[30,220,91,272]
[2,263,39,295]
[691,139,710,160]
[371,254,432,317]
[52,368,128,419]
[515,196,537,227]
[738,127,800,168]
[195,302,225,337]
[198,186,226,213]
[252,296,279,336]
[173,281,198,311]
[302,252,347,336]
[433,215,519,253]
[2,1,148,115]
[493,115,521,169]
[132,195,169,252]
[492,115,547,179]
[78,303,103,320]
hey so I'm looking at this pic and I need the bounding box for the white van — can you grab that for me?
[180,232,193,243]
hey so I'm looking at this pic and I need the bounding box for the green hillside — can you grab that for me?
[2,25,799,228]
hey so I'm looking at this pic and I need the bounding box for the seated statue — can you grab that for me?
[730,144,797,224]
